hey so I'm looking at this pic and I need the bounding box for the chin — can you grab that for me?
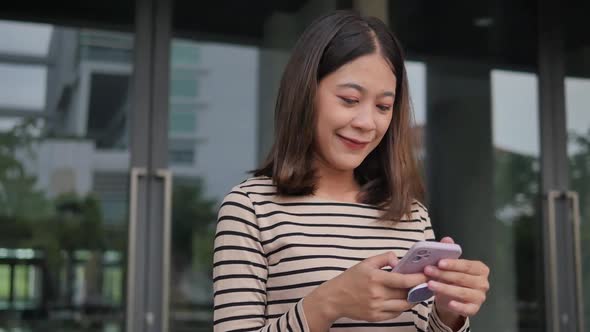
[330,157,365,171]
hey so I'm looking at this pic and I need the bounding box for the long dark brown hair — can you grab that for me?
[254,10,425,222]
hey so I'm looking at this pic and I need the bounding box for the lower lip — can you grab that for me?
[338,135,368,150]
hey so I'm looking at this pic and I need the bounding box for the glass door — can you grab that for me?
[0,12,136,332]
[564,0,590,329]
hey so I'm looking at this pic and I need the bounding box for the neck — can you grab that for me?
[314,159,360,202]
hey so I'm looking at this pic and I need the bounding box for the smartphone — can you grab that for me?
[391,241,462,303]
[392,241,462,274]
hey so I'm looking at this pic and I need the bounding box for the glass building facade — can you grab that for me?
[0,0,588,331]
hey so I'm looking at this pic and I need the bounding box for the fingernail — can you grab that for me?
[428,280,440,289]
[439,260,448,268]
[425,266,436,274]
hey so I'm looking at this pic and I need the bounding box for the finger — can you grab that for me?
[438,259,490,277]
[382,271,428,289]
[369,310,404,322]
[382,299,415,313]
[440,236,455,244]
[424,266,489,291]
[389,253,400,269]
[365,251,398,269]
[446,300,480,317]
[371,282,408,299]
[428,280,486,304]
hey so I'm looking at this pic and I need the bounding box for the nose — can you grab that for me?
[350,104,377,131]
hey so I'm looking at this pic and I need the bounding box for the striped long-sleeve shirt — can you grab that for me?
[213,176,470,332]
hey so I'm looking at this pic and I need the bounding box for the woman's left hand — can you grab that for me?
[424,237,490,328]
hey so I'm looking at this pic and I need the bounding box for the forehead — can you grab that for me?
[323,53,397,91]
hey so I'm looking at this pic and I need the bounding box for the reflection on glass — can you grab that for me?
[424,64,542,331]
[0,21,132,332]
[565,76,590,331]
[492,70,541,331]
[168,37,259,331]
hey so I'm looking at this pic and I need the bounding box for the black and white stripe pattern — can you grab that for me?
[213,176,470,332]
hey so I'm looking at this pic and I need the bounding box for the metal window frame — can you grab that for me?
[127,0,172,332]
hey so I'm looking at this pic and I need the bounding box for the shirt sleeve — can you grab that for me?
[413,203,471,332]
[213,186,310,332]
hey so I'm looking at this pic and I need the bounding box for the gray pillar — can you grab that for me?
[426,59,517,332]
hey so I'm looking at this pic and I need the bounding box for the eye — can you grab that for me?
[377,104,392,111]
[339,97,359,105]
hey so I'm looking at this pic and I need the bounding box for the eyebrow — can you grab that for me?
[336,82,395,98]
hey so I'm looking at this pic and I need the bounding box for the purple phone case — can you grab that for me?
[407,283,433,303]
[392,241,462,274]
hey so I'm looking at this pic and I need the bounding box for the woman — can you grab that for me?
[213,10,489,332]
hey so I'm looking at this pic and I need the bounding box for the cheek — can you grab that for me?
[324,106,351,127]
[368,116,392,150]
[316,105,351,136]
[376,114,393,138]
[314,115,334,154]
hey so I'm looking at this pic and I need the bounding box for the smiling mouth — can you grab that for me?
[337,134,370,149]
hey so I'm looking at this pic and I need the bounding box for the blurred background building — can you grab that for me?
[0,0,588,332]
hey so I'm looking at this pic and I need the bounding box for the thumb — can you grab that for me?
[364,251,398,269]
[440,236,455,244]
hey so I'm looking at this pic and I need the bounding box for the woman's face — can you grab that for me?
[314,52,396,172]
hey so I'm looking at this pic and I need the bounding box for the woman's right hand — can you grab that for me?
[304,251,428,329]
